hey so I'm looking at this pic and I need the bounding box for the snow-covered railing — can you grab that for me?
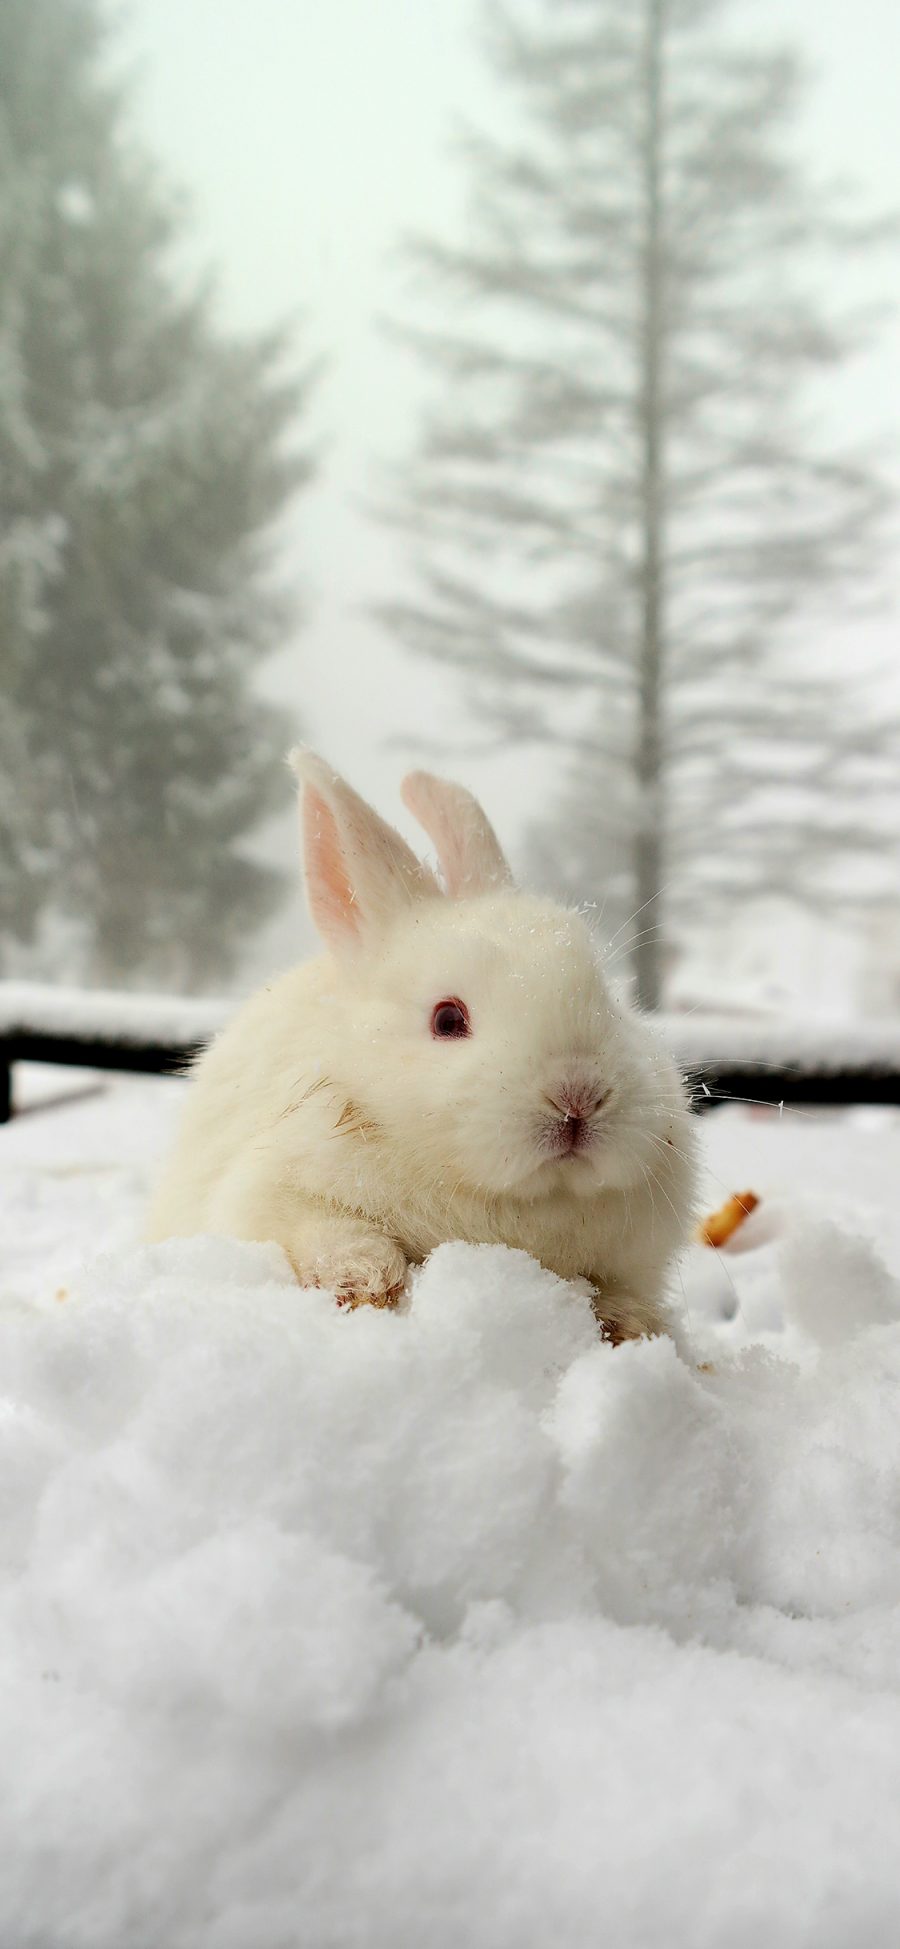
[0,981,231,1120]
[1,981,900,1120]
[659,1011,900,1110]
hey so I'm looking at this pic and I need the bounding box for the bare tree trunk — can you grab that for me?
[634,0,666,1010]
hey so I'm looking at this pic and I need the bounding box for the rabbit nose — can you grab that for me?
[545,1078,607,1120]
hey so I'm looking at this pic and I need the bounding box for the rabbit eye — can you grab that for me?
[430,998,471,1039]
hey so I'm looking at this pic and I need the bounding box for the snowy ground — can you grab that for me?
[3,1067,900,1947]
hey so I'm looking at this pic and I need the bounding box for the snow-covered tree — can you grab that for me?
[383,0,897,1006]
[0,0,315,987]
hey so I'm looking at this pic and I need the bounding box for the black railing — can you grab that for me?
[0,1030,196,1122]
[0,983,229,1122]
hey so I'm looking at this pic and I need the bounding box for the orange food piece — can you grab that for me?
[697,1191,760,1249]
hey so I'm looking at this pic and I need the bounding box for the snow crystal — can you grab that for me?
[3,1085,900,1943]
[57,180,95,225]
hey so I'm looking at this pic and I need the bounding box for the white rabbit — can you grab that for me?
[146,753,697,1342]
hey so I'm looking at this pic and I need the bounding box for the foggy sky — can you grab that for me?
[112,0,900,972]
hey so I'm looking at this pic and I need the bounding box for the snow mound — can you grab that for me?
[4,1228,900,1946]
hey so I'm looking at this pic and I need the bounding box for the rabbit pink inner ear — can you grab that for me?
[302,783,364,948]
[400,771,513,899]
[291,747,438,952]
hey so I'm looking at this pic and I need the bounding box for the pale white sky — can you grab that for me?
[113,0,900,973]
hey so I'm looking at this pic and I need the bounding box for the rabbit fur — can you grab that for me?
[145,752,697,1342]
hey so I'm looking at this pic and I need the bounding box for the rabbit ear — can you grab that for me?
[290,750,437,952]
[400,770,514,898]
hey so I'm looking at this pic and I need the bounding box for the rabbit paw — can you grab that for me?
[296,1234,408,1311]
[591,1288,668,1344]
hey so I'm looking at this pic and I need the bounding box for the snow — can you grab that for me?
[663,1009,900,1075]
[4,1073,900,1945]
[0,980,231,1047]
[57,180,95,226]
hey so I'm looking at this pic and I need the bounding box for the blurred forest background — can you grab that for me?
[1,0,898,1014]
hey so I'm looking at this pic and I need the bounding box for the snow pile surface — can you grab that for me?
[4,1177,900,1946]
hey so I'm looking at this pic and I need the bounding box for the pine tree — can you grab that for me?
[0,0,314,988]
[383,0,897,1006]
